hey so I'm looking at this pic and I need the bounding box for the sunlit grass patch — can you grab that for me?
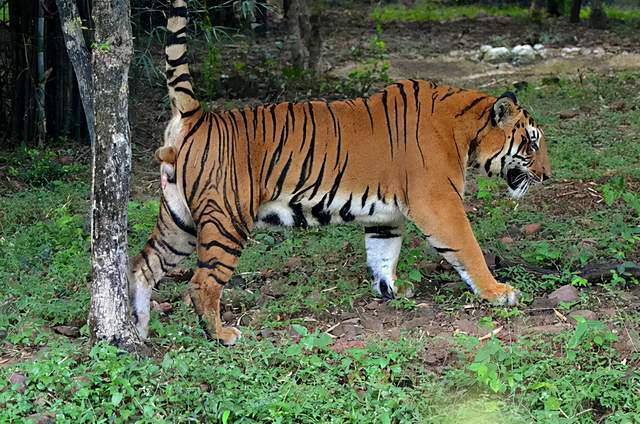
[371,1,528,23]
[580,6,640,21]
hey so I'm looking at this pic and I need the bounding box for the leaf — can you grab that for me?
[111,392,123,406]
[222,410,231,424]
[291,324,308,337]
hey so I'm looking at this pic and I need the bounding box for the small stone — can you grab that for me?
[483,46,511,63]
[330,340,366,354]
[239,315,253,326]
[388,327,401,341]
[610,100,626,112]
[483,252,497,269]
[364,301,380,310]
[9,372,26,393]
[52,326,80,338]
[152,302,172,313]
[559,110,579,119]
[568,309,597,323]
[523,223,542,235]
[500,236,514,245]
[360,316,383,332]
[511,44,537,64]
[285,257,303,269]
[526,324,572,335]
[548,285,580,304]
[222,311,234,323]
[418,261,439,273]
[533,43,544,50]
[26,414,55,424]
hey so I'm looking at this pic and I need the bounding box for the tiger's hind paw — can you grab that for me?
[217,327,242,346]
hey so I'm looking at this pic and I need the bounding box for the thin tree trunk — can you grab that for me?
[35,0,46,147]
[55,0,94,143]
[589,0,607,28]
[288,0,309,70]
[88,0,139,350]
[570,0,582,23]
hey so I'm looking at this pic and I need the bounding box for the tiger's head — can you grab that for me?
[477,92,551,199]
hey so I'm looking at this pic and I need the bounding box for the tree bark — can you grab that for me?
[55,0,94,143]
[35,0,46,148]
[88,0,139,350]
[570,0,582,23]
[589,0,607,29]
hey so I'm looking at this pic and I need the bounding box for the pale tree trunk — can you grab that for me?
[287,0,322,73]
[589,0,607,28]
[88,0,139,350]
[55,0,94,144]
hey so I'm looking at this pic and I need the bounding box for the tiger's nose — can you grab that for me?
[542,171,550,182]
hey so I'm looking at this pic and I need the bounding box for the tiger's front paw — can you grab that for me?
[479,282,520,306]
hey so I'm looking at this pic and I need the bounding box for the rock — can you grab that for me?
[483,46,511,63]
[610,100,626,112]
[548,285,580,304]
[239,315,253,326]
[330,340,365,354]
[152,302,172,313]
[388,327,401,341]
[360,316,383,332]
[285,257,303,270]
[523,223,542,236]
[222,311,234,323]
[479,45,492,54]
[561,47,581,55]
[568,310,597,323]
[530,296,557,309]
[453,319,479,336]
[533,43,544,51]
[418,261,439,273]
[526,324,572,335]
[559,110,579,119]
[500,236,515,245]
[9,372,26,393]
[512,44,537,64]
[483,252,497,269]
[26,414,55,424]
[364,300,380,310]
[52,326,80,338]
[592,47,605,55]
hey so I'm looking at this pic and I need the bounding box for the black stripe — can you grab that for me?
[289,202,308,228]
[327,154,349,207]
[339,194,354,222]
[382,90,395,158]
[397,82,408,149]
[174,86,196,99]
[201,239,242,256]
[167,51,189,67]
[434,246,459,253]
[162,198,196,237]
[411,80,426,167]
[448,177,463,201]
[361,185,369,208]
[363,98,374,132]
[311,195,331,225]
[168,73,191,87]
[271,153,293,200]
[170,6,188,17]
[455,96,488,118]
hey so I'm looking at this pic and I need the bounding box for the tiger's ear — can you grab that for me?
[491,92,518,127]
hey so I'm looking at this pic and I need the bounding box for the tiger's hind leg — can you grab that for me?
[189,213,251,346]
[365,222,412,300]
[129,197,196,339]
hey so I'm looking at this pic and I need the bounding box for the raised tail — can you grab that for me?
[165,0,201,117]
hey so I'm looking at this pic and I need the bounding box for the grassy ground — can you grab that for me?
[1,70,640,422]
[371,1,640,23]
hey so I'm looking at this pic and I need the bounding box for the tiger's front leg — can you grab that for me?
[408,192,519,305]
[190,214,250,345]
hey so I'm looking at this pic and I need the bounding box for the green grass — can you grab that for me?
[1,72,640,422]
[580,6,640,21]
[371,1,528,23]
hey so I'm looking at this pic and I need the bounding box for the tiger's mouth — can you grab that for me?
[506,167,532,199]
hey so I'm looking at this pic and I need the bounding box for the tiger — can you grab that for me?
[129,0,551,345]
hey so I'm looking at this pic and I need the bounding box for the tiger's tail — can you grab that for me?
[165,0,200,118]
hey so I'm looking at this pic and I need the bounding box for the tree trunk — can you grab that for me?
[589,0,607,29]
[288,0,309,70]
[88,0,139,350]
[530,0,545,21]
[546,0,561,17]
[569,0,582,23]
[35,0,46,147]
[55,0,94,144]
